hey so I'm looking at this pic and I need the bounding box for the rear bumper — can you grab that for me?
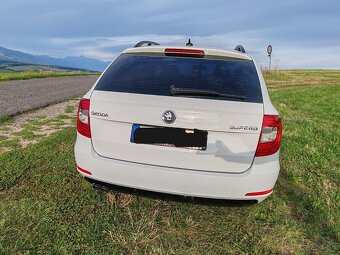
[75,134,280,202]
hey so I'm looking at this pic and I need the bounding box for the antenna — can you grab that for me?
[186,39,193,47]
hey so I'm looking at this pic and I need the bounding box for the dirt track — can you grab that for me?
[0,75,99,118]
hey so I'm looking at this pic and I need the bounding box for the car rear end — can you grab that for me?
[75,45,282,202]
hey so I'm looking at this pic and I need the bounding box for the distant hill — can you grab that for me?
[0,59,94,73]
[0,46,110,71]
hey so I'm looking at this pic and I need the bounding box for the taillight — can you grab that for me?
[77,98,91,138]
[255,114,282,157]
[164,48,204,58]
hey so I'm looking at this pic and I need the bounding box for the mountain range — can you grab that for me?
[0,46,110,71]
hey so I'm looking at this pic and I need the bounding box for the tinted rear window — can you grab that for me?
[95,54,262,103]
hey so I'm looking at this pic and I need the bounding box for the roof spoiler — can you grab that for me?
[234,45,246,53]
[134,41,160,48]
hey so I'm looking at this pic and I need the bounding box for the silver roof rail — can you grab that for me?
[234,45,246,53]
[134,41,160,48]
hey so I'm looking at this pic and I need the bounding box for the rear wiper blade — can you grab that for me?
[170,85,245,100]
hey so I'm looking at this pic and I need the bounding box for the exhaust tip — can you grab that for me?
[92,183,111,192]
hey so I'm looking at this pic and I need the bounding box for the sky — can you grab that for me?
[1,0,340,69]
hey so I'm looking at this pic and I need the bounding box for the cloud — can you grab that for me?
[44,32,340,69]
[45,33,261,60]
[0,0,339,68]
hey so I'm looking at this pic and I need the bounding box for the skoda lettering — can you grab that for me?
[91,111,108,117]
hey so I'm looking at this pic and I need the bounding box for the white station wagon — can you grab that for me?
[75,41,282,203]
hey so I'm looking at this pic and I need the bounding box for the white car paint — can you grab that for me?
[75,45,281,202]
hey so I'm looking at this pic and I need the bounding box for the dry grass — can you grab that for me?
[263,69,340,90]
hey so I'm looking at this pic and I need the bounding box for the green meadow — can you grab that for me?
[0,70,339,254]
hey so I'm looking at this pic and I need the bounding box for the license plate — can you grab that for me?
[130,124,207,150]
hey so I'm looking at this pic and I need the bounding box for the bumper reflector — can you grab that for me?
[76,166,92,175]
[245,189,273,196]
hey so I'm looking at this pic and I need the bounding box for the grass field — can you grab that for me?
[0,70,339,254]
[0,71,98,82]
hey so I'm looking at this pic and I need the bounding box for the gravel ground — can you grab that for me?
[0,75,99,118]
[0,99,80,153]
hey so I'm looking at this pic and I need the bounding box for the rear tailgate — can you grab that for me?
[90,91,262,173]
[89,50,263,174]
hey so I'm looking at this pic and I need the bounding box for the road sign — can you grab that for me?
[267,45,272,56]
[267,45,272,72]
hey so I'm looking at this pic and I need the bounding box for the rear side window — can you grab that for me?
[95,53,263,103]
